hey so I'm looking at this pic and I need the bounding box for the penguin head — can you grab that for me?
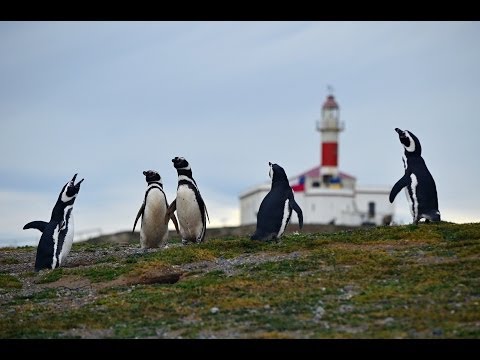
[172,157,190,170]
[143,170,162,185]
[268,162,288,184]
[395,128,422,156]
[60,173,84,203]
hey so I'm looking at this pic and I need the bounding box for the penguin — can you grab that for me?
[389,128,441,224]
[23,173,84,271]
[132,170,179,249]
[251,162,303,241]
[165,157,209,245]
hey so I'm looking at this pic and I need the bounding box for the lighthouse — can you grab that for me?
[316,88,344,187]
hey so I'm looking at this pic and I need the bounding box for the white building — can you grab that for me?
[239,91,394,227]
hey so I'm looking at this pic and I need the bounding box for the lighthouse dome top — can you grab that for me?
[322,95,339,110]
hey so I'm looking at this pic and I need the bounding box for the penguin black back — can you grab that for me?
[23,174,84,271]
[389,128,440,224]
[251,162,303,241]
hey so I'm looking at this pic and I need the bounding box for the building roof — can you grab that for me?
[295,165,356,180]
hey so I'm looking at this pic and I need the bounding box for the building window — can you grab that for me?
[368,202,376,218]
[312,181,320,188]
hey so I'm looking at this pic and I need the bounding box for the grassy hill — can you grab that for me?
[0,222,479,339]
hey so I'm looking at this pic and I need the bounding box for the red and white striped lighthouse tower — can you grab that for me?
[316,87,344,185]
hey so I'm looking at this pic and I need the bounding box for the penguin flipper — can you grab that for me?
[196,194,210,224]
[389,174,410,203]
[23,221,48,233]
[290,199,304,229]
[169,212,180,234]
[132,203,145,233]
[204,205,210,224]
[165,199,177,225]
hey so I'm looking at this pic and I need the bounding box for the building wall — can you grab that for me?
[355,187,394,225]
[289,188,362,226]
[239,185,270,225]
[304,176,356,190]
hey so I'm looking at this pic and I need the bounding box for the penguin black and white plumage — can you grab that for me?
[251,162,303,241]
[132,170,179,249]
[389,128,441,224]
[23,174,84,271]
[165,157,209,245]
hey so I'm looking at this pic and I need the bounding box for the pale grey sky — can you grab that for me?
[1,21,479,246]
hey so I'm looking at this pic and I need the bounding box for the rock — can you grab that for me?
[377,317,395,326]
[314,306,325,320]
[384,317,395,325]
[338,304,354,314]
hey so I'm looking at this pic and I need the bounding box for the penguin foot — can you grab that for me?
[267,236,280,244]
[250,231,265,241]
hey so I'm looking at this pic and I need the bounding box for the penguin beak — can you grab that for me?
[65,174,83,196]
[143,171,147,176]
[75,178,84,189]
[71,173,84,186]
[71,174,85,189]
[395,128,406,138]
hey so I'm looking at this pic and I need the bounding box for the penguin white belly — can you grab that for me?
[176,185,203,241]
[404,188,414,218]
[141,190,168,248]
[277,199,290,238]
[57,206,74,267]
[405,174,419,220]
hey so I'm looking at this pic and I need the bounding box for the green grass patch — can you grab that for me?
[0,257,19,265]
[138,246,217,265]
[36,268,64,284]
[0,273,22,289]
[71,264,130,283]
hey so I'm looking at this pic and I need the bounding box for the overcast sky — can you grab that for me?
[1,21,479,247]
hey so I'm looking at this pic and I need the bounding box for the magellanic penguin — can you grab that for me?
[251,162,303,241]
[132,170,179,249]
[165,157,209,245]
[389,128,441,224]
[23,174,84,271]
